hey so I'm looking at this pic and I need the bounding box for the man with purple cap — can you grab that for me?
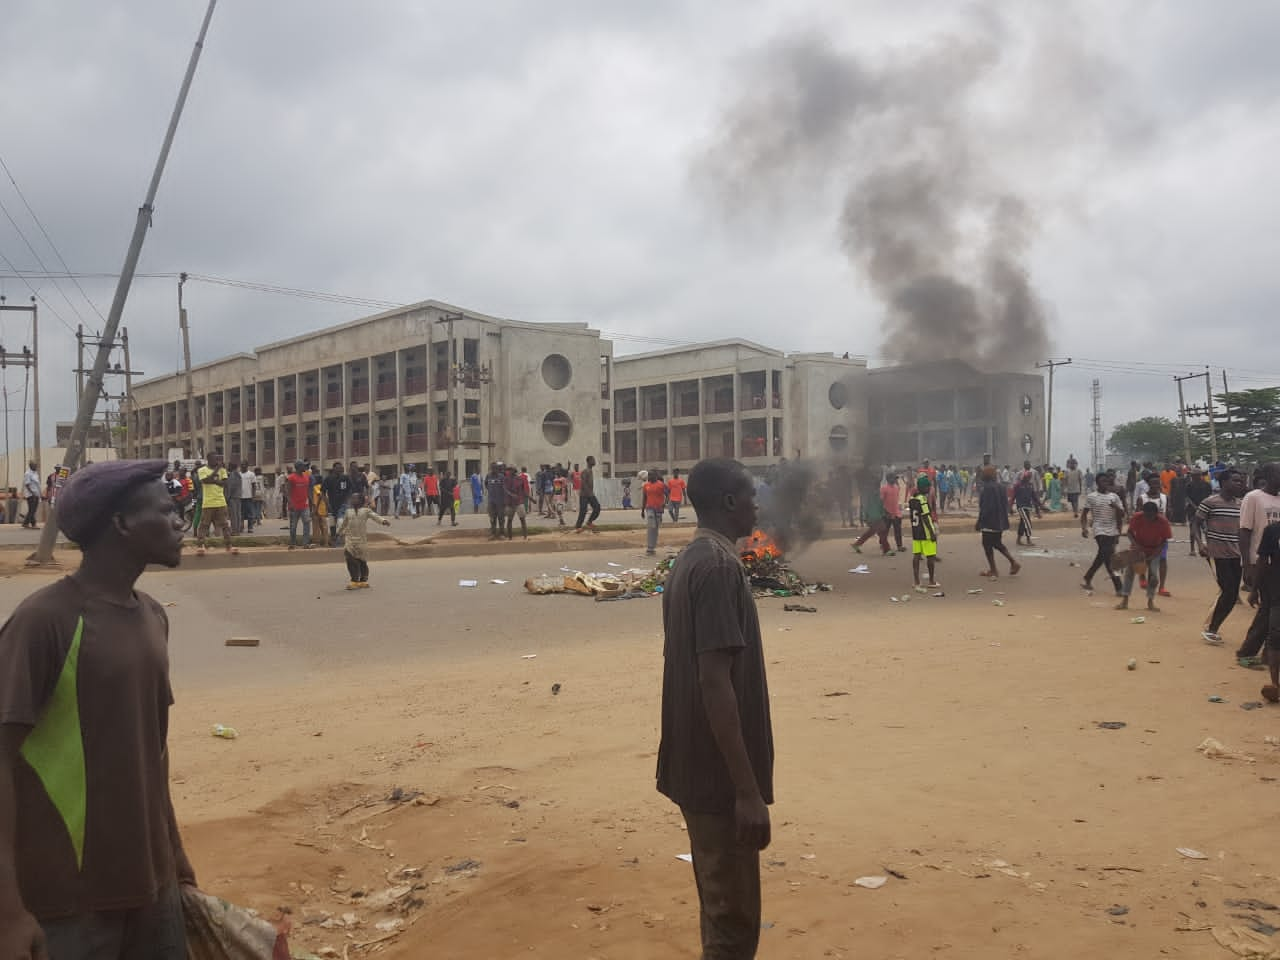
[0,459,195,957]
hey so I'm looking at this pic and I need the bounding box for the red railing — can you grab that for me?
[324,389,342,409]
[245,407,256,421]
[350,385,369,404]
[260,404,274,419]
[404,376,427,395]
[303,444,320,460]
[229,410,241,425]
[350,439,370,457]
[282,398,297,416]
[303,396,319,413]
[282,444,297,461]
[377,437,396,454]
[376,381,398,401]
[323,444,342,461]
[212,412,224,427]
[405,435,428,453]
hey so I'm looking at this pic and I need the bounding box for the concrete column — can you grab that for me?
[664,382,674,475]
[732,372,741,459]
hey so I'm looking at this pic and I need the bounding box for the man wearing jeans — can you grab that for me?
[286,461,313,549]
[1197,468,1245,645]
[658,458,772,959]
[643,470,667,555]
[573,455,601,532]
[1080,471,1126,594]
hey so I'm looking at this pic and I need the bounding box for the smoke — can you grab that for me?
[757,458,825,554]
[695,11,1133,370]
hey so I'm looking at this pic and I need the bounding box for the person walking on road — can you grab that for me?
[1197,468,1245,646]
[323,462,352,547]
[977,466,1020,579]
[0,459,196,959]
[1235,464,1280,664]
[1064,457,1084,517]
[1080,470,1126,594]
[657,458,773,960]
[667,468,687,523]
[644,469,668,555]
[881,472,904,552]
[573,456,601,532]
[503,466,529,540]
[438,469,458,526]
[21,461,40,528]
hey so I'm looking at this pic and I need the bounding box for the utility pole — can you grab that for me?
[0,296,38,483]
[1173,372,1197,465]
[30,0,218,565]
[1034,357,1072,465]
[1090,378,1103,471]
[178,271,194,452]
[1203,366,1218,464]
[1221,370,1235,463]
[122,327,134,457]
[30,299,38,477]
[72,329,141,467]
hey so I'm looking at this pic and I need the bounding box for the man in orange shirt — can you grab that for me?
[667,468,687,523]
[644,470,669,555]
[1160,465,1176,497]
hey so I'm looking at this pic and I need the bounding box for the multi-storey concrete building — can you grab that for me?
[607,340,869,473]
[127,299,1043,480]
[866,360,1046,467]
[128,300,609,480]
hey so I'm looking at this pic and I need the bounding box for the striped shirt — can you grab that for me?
[1084,491,1124,537]
[1196,494,1241,559]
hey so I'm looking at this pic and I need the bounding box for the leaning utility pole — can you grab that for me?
[1035,357,1072,465]
[30,0,218,564]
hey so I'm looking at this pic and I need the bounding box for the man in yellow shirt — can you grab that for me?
[196,452,236,556]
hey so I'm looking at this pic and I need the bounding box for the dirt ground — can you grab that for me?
[5,520,1280,959]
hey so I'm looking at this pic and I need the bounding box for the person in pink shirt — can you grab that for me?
[880,472,904,552]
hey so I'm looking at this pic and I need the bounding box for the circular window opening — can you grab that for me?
[541,354,572,390]
[828,426,849,452]
[828,381,848,410]
[542,410,573,446]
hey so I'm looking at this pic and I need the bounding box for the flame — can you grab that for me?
[741,529,782,562]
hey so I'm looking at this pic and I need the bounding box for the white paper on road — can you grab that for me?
[675,853,693,863]
[459,580,478,587]
[607,562,622,567]
[850,564,870,574]
[521,654,537,659]
[490,579,509,584]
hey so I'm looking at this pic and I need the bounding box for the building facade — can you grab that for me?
[127,301,609,480]
[607,340,869,474]
[126,300,1043,481]
[867,361,1047,467]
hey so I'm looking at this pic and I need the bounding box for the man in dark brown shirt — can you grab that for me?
[657,458,773,958]
[0,460,193,959]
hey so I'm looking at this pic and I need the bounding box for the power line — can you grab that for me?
[0,194,91,329]
[0,153,106,322]
[0,247,77,335]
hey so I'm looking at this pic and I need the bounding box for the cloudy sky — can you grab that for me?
[0,0,1276,465]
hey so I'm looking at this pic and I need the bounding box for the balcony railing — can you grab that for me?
[324,389,342,409]
[376,437,396,455]
[303,444,320,460]
[282,444,297,461]
[376,380,398,401]
[260,404,274,419]
[615,411,637,424]
[282,398,297,416]
[322,444,340,461]
[350,385,369,404]
[229,410,241,425]
[404,376,427,395]
[742,437,768,457]
[643,405,668,421]
[405,434,428,453]
[211,412,224,427]
[350,439,370,457]
[303,396,319,413]
[245,407,256,422]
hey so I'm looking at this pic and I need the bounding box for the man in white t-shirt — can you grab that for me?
[1237,464,1280,663]
[1080,471,1126,593]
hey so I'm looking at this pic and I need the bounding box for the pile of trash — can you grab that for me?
[524,548,829,601]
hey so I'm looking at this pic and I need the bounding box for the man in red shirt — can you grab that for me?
[667,468,687,523]
[286,460,313,549]
[1117,500,1171,612]
[644,471,669,555]
[422,468,440,515]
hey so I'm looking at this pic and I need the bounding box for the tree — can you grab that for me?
[1193,388,1280,464]
[1108,416,1189,464]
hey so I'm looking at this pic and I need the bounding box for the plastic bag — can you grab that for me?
[181,887,291,960]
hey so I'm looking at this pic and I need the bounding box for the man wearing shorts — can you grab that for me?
[909,475,940,589]
[195,452,236,556]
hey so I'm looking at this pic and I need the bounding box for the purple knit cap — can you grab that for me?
[57,459,169,545]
